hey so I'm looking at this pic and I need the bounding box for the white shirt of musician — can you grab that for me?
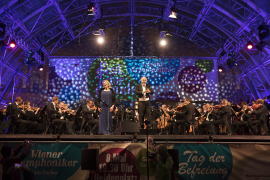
[87,105,93,117]
[206,112,213,121]
[53,103,56,110]
[16,102,20,117]
[139,84,149,101]
[206,113,209,121]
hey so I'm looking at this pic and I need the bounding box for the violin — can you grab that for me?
[252,104,261,110]
[175,103,185,112]
[214,105,222,109]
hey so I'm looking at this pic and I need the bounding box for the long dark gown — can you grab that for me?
[99,90,113,134]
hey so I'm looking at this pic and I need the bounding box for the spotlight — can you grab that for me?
[38,50,45,62]
[246,41,253,49]
[255,41,266,52]
[169,11,177,19]
[93,30,101,35]
[219,49,227,57]
[97,36,104,44]
[86,3,95,15]
[218,66,223,72]
[160,39,166,46]
[258,23,269,41]
[169,3,177,19]
[0,22,6,39]
[39,65,43,71]
[25,51,35,66]
[226,52,237,68]
[9,40,16,48]
[227,59,237,68]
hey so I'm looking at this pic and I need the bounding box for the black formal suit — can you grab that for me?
[198,110,217,135]
[213,106,232,134]
[250,104,269,135]
[24,110,39,134]
[81,105,99,134]
[232,109,252,134]
[6,103,30,134]
[135,84,153,126]
[46,102,74,134]
[0,111,5,133]
[173,103,195,134]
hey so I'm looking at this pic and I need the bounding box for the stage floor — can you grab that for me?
[0,134,269,143]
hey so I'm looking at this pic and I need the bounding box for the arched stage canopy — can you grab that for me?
[0,0,270,105]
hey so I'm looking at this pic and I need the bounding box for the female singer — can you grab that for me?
[96,80,116,135]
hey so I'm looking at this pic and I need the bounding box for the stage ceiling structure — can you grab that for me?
[0,0,270,105]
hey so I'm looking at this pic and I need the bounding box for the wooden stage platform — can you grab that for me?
[0,134,269,144]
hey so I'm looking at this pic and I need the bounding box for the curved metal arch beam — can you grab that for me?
[241,0,268,18]
[48,22,216,56]
[8,6,221,59]
[3,0,264,62]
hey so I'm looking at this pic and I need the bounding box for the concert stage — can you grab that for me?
[0,134,269,144]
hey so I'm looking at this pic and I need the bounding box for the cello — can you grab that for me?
[157,112,170,129]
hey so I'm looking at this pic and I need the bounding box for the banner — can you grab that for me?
[1,142,270,180]
[1,143,88,180]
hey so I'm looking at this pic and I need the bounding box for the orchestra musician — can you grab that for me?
[135,77,153,129]
[249,99,269,135]
[6,97,29,134]
[81,100,99,135]
[212,99,232,135]
[160,105,174,134]
[173,97,195,135]
[46,97,74,135]
[197,103,217,135]
[232,102,252,135]
[23,101,39,134]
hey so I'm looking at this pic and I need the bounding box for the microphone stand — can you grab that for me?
[145,120,150,180]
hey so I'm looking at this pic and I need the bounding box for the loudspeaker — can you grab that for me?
[138,129,159,135]
[168,149,179,170]
[81,149,99,170]
[120,121,140,133]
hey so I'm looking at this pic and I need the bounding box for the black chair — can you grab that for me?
[80,117,96,135]
[44,112,56,135]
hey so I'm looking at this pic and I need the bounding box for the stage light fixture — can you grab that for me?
[258,23,269,41]
[39,65,43,71]
[93,30,100,35]
[219,49,227,57]
[9,40,16,48]
[218,66,223,72]
[0,22,6,39]
[25,51,36,66]
[255,41,266,52]
[86,3,95,15]
[226,52,237,69]
[97,36,104,44]
[160,39,166,46]
[169,11,177,19]
[246,41,253,49]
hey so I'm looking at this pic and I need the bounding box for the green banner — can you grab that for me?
[1,142,270,180]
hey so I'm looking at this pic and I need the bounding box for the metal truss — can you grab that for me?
[0,58,40,106]
[49,55,217,60]
[0,0,270,103]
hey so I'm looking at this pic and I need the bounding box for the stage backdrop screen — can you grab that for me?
[49,57,218,108]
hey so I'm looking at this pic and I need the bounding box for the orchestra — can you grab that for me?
[0,96,270,136]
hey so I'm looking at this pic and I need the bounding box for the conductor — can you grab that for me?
[135,77,153,128]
